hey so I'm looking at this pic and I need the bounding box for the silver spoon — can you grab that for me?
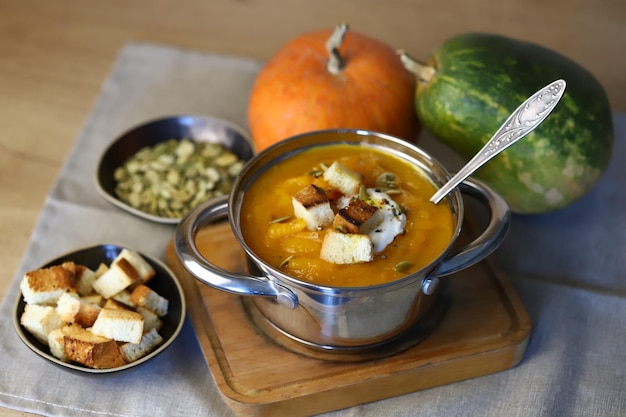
[430,79,567,204]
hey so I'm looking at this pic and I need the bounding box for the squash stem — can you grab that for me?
[326,23,348,75]
[397,50,436,83]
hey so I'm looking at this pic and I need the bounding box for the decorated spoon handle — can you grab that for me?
[430,79,567,204]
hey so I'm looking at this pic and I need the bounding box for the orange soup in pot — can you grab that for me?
[240,144,454,287]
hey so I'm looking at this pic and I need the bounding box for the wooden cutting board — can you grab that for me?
[165,221,531,417]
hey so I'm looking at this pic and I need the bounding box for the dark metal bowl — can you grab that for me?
[13,244,186,373]
[95,115,255,224]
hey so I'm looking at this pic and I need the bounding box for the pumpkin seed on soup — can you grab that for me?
[113,139,245,219]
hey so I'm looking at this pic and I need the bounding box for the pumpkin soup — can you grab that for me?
[240,144,453,286]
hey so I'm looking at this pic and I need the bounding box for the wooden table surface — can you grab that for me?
[0,1,623,416]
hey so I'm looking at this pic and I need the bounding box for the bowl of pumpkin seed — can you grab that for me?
[95,115,255,224]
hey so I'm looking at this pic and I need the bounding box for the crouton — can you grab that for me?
[319,230,374,264]
[91,307,144,344]
[323,162,363,195]
[70,264,97,296]
[103,298,132,311]
[56,292,81,323]
[130,285,169,317]
[93,263,109,278]
[48,326,72,361]
[119,328,164,363]
[92,258,139,299]
[20,304,63,345]
[333,198,383,234]
[20,265,76,306]
[292,184,335,231]
[110,290,134,307]
[81,294,105,307]
[136,306,163,332]
[116,249,156,286]
[63,325,126,369]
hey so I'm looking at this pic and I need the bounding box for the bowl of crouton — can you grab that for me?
[174,129,510,359]
[95,114,255,224]
[13,244,186,373]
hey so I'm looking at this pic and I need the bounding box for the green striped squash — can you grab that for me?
[401,33,614,214]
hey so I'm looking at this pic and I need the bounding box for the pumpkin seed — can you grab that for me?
[113,138,246,219]
[269,215,292,224]
[279,255,295,268]
[393,261,413,272]
[358,185,369,201]
[375,172,398,189]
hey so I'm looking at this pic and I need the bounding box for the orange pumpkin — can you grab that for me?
[247,24,420,151]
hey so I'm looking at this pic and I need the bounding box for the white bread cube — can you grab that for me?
[292,184,334,231]
[103,298,162,332]
[62,325,126,369]
[103,297,132,311]
[111,290,135,307]
[91,307,144,344]
[56,292,81,323]
[333,198,383,234]
[119,328,164,363]
[20,265,76,306]
[130,285,169,317]
[320,230,374,264]
[116,249,155,285]
[20,304,63,345]
[48,325,75,361]
[92,258,140,299]
[93,263,109,278]
[74,266,97,296]
[57,291,103,327]
[323,162,363,195]
[137,306,163,332]
[81,294,105,307]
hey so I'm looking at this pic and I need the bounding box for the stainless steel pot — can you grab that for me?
[175,129,510,353]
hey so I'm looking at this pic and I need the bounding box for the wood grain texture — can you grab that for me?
[0,1,622,415]
[164,222,531,417]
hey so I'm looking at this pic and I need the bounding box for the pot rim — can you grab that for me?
[228,128,465,294]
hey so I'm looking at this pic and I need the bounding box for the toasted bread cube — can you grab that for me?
[48,325,81,362]
[81,294,105,307]
[111,290,134,307]
[333,198,383,234]
[130,285,169,317]
[323,162,363,195]
[56,292,81,323]
[20,304,63,345]
[116,249,155,285]
[137,306,163,332]
[119,328,164,363]
[320,230,374,264]
[63,325,126,369]
[92,258,140,299]
[93,263,109,278]
[76,301,102,328]
[20,265,76,306]
[71,265,97,296]
[292,184,334,231]
[48,326,71,361]
[91,308,144,344]
[57,292,102,327]
[103,298,132,311]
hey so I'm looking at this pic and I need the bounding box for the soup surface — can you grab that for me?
[240,144,454,287]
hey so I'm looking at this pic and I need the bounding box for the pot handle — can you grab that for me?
[432,178,511,278]
[174,196,299,309]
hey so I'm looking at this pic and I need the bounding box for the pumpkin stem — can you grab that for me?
[397,50,436,83]
[326,23,348,75]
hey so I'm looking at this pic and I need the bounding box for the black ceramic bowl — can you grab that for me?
[13,244,186,374]
[95,115,255,224]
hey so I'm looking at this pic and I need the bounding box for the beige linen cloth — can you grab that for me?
[0,42,625,417]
